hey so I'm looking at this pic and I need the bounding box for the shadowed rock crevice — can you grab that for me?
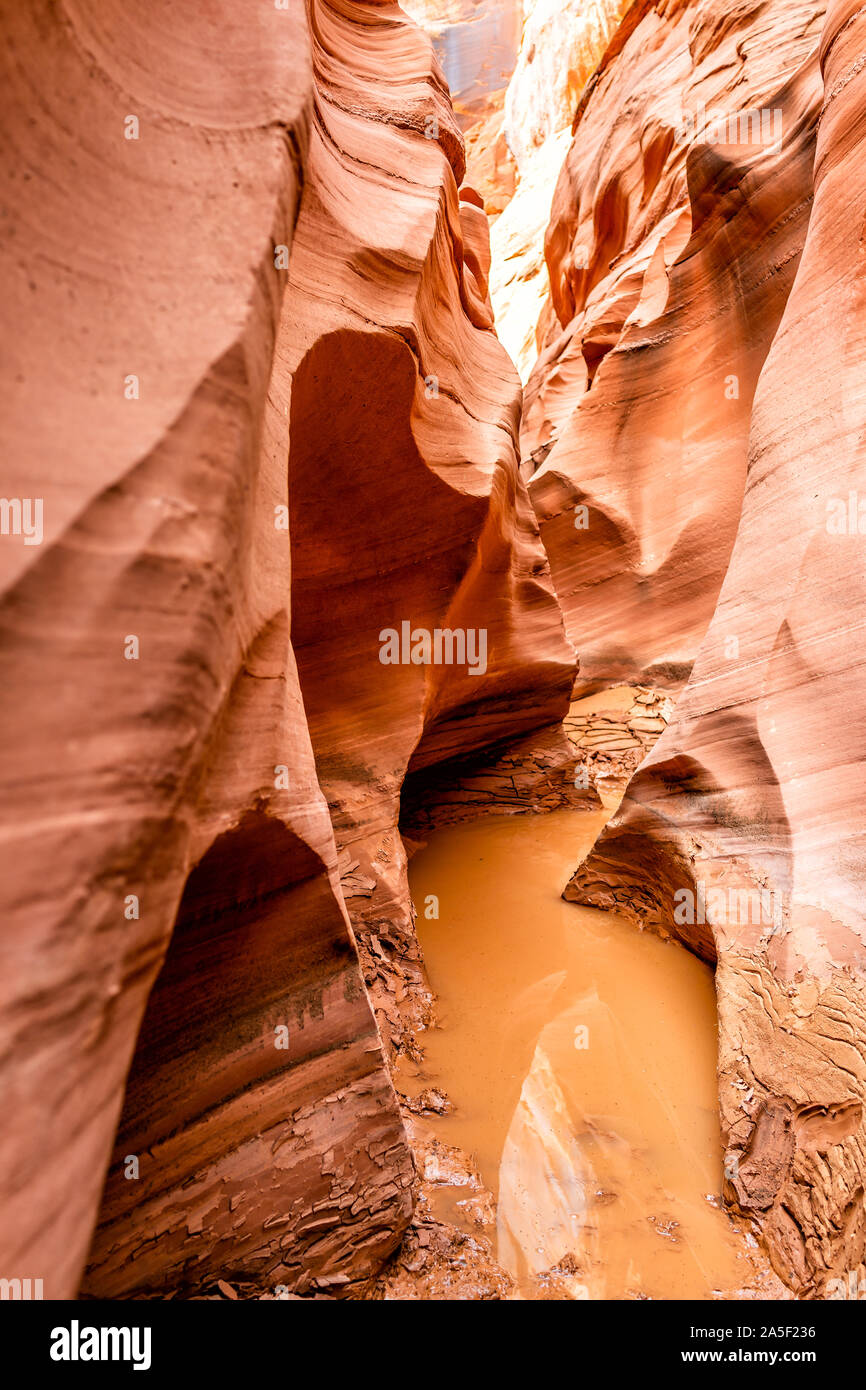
[82,811,412,1298]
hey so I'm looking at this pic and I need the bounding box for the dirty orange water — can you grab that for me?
[404,789,759,1299]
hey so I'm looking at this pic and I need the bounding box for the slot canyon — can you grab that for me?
[1,0,866,1313]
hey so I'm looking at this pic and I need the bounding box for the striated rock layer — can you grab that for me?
[0,0,411,1302]
[567,0,866,1296]
[524,0,827,691]
[5,0,862,1308]
[401,1,520,215]
[0,0,571,1298]
[489,0,627,378]
[284,0,574,1063]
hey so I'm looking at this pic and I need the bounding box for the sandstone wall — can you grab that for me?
[0,0,571,1298]
[2,0,402,1303]
[4,0,859,1307]
[524,0,827,691]
[489,0,627,378]
[503,0,630,174]
[284,0,574,1060]
[567,0,866,1296]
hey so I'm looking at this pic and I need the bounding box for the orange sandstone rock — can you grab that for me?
[0,0,572,1299]
[489,0,627,379]
[525,0,827,692]
[284,0,575,1057]
[566,0,866,1296]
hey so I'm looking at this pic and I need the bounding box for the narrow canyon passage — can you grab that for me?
[398,704,769,1299]
[5,0,866,1326]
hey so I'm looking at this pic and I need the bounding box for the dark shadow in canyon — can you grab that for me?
[80,810,389,1297]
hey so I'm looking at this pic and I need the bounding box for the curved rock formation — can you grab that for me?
[566,0,866,1296]
[401,2,520,216]
[283,0,574,1061]
[0,0,572,1299]
[4,0,864,1310]
[524,0,827,691]
[0,0,415,1302]
[489,0,627,378]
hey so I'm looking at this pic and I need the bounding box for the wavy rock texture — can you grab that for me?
[401,2,520,216]
[284,0,574,1061]
[5,0,863,1309]
[407,2,629,375]
[0,0,415,1302]
[490,0,627,378]
[567,0,866,1296]
[504,0,630,173]
[524,0,827,691]
[0,0,573,1299]
[405,2,628,378]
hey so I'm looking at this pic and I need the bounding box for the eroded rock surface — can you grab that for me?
[284,0,574,1069]
[566,0,866,1297]
[525,0,827,691]
[0,0,570,1299]
[0,0,418,1303]
[490,0,627,377]
[4,0,865,1308]
[372,1130,515,1299]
